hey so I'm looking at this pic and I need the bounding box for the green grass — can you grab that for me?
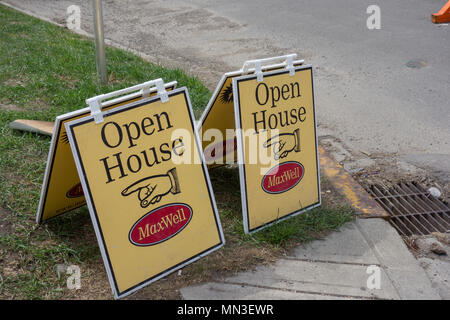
[0,4,355,299]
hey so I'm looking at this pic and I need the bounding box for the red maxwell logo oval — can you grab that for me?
[129,203,192,246]
[66,183,84,198]
[262,161,304,194]
[204,137,237,162]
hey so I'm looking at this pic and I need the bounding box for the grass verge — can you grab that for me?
[0,4,355,300]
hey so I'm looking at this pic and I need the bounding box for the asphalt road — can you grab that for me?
[2,0,449,183]
[193,0,450,152]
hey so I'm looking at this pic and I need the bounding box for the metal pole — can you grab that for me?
[92,0,107,85]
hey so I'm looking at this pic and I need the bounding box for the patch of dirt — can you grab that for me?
[1,172,37,200]
[0,208,27,288]
[319,136,449,203]
[3,77,26,87]
[408,233,450,258]
[1,251,26,278]
[43,211,113,300]
[55,74,79,89]
[24,98,50,112]
[56,258,112,300]
[0,103,22,111]
[0,99,49,112]
[0,207,14,239]
[351,157,449,204]
[407,233,450,299]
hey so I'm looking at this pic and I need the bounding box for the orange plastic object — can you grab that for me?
[432,1,450,23]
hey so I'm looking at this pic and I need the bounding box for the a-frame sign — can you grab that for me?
[65,79,224,299]
[198,54,321,233]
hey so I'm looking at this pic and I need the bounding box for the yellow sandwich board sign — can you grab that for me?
[65,82,224,299]
[232,59,321,233]
[198,58,305,168]
[36,81,176,224]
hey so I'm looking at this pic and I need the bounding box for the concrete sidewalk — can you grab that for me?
[181,218,442,300]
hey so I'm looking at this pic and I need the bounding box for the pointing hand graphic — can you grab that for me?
[121,168,180,208]
[263,128,300,160]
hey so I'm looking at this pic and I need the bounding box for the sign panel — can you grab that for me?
[65,87,224,299]
[36,82,176,224]
[233,65,321,233]
[198,61,304,168]
[198,74,238,167]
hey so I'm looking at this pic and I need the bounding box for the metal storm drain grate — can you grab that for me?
[367,182,450,237]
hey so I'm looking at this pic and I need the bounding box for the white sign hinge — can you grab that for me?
[286,55,295,76]
[254,61,263,82]
[241,53,298,82]
[86,78,172,124]
[156,79,169,103]
[87,97,104,124]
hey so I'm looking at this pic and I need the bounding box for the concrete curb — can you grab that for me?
[319,145,389,219]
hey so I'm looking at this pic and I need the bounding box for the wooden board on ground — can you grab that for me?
[9,119,54,136]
